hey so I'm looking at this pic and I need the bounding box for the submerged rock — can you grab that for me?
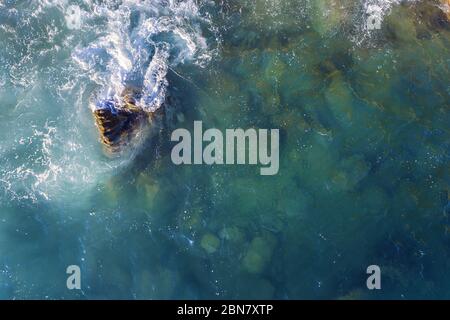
[384,6,417,43]
[416,0,450,31]
[279,192,311,218]
[242,235,276,274]
[179,208,203,233]
[331,155,370,192]
[234,275,275,299]
[103,178,120,202]
[136,172,160,208]
[219,226,245,243]
[360,185,389,215]
[324,74,355,128]
[200,233,220,254]
[311,0,350,36]
[135,268,179,299]
[338,288,366,300]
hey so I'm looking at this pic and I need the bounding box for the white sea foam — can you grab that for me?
[72,0,214,112]
[351,0,418,45]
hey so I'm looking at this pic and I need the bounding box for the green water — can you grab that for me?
[0,0,450,299]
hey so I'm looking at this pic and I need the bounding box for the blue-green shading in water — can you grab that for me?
[0,0,449,299]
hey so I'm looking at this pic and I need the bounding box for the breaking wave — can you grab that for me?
[72,0,215,112]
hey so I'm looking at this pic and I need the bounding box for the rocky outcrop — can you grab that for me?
[92,89,151,153]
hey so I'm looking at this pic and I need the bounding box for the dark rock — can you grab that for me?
[92,89,152,153]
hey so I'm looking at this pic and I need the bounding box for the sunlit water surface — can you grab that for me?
[0,0,449,299]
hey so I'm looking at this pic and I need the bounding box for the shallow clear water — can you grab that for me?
[0,0,450,299]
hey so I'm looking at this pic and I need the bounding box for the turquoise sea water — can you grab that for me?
[0,0,450,299]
